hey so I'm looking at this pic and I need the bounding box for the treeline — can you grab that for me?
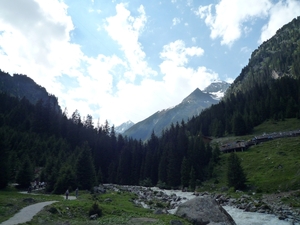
[0,76,299,192]
[0,92,220,192]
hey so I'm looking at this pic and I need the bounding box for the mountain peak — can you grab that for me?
[182,88,211,103]
[115,120,135,134]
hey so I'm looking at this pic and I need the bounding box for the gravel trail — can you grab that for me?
[0,201,58,225]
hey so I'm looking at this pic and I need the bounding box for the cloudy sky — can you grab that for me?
[0,0,299,126]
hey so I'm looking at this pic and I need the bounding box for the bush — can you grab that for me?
[156,180,168,189]
[139,178,152,187]
[89,202,102,217]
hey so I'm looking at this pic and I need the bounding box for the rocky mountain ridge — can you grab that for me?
[121,81,229,140]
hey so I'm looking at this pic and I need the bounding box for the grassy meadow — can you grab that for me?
[206,118,300,193]
[0,188,190,225]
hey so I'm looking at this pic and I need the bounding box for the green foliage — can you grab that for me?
[0,131,9,189]
[139,178,153,187]
[227,153,247,190]
[181,157,190,188]
[189,167,196,191]
[16,156,34,189]
[53,164,76,194]
[75,142,97,190]
[89,202,102,217]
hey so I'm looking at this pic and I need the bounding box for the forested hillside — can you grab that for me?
[0,91,219,191]
[0,70,61,113]
[0,17,299,193]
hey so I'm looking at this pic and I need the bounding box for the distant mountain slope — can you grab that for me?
[115,120,135,134]
[0,70,61,113]
[225,16,300,98]
[123,84,229,141]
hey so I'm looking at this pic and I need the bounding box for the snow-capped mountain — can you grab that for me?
[203,81,231,100]
[122,81,230,141]
[115,120,135,134]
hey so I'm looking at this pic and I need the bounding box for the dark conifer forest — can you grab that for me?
[0,17,299,192]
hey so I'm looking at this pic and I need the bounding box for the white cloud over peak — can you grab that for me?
[160,40,204,66]
[159,40,218,95]
[195,0,272,46]
[259,0,300,43]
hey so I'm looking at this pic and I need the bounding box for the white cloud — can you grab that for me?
[172,17,181,26]
[195,0,272,46]
[259,0,300,43]
[0,0,82,95]
[159,40,218,96]
[104,3,157,81]
[160,40,204,66]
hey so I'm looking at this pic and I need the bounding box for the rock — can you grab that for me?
[90,214,98,220]
[104,198,112,202]
[153,209,164,214]
[175,196,236,225]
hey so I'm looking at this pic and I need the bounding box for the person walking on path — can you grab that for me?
[75,188,78,199]
[65,189,69,200]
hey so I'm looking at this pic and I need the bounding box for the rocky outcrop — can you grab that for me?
[175,196,236,225]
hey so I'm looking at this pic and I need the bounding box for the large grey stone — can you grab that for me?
[175,196,236,225]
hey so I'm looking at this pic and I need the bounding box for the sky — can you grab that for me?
[0,0,299,126]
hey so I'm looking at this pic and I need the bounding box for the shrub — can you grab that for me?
[89,202,102,217]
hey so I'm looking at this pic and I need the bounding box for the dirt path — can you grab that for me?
[0,193,76,225]
[0,201,58,225]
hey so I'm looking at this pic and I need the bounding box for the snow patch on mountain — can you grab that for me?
[115,120,135,134]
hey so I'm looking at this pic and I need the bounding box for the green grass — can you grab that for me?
[251,118,300,135]
[0,186,62,223]
[0,188,190,225]
[205,118,300,194]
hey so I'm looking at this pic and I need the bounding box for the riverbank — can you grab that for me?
[102,184,300,225]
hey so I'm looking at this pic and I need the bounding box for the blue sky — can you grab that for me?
[0,0,299,126]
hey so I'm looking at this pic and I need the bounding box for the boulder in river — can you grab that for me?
[175,196,236,225]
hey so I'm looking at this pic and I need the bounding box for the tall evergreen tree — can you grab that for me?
[180,157,189,188]
[53,164,76,194]
[227,153,247,190]
[189,167,196,191]
[75,142,97,190]
[0,131,9,189]
[16,155,34,188]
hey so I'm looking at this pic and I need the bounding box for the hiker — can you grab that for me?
[75,188,78,198]
[65,189,69,200]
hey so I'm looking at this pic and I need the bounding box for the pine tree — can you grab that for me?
[189,167,196,191]
[180,157,189,188]
[76,142,97,190]
[0,131,9,189]
[16,156,34,188]
[53,164,76,194]
[227,153,247,190]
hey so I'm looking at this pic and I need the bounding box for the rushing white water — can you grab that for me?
[223,206,293,225]
[151,187,297,225]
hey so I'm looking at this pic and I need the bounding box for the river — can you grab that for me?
[151,187,297,225]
